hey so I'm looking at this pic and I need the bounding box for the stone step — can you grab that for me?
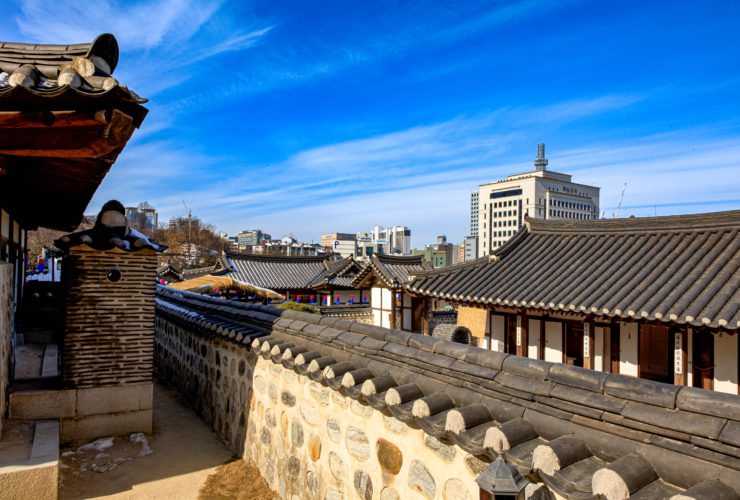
[0,419,59,499]
[13,343,58,380]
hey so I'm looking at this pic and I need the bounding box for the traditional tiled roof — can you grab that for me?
[55,200,166,253]
[309,256,365,289]
[0,34,148,231]
[155,286,740,499]
[0,33,147,126]
[351,254,432,289]
[407,211,740,330]
[156,263,182,283]
[221,252,335,291]
[181,265,224,280]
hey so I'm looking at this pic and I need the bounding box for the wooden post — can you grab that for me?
[539,318,545,361]
[516,312,528,357]
[674,326,688,386]
[391,289,398,330]
[422,297,430,336]
[583,319,596,370]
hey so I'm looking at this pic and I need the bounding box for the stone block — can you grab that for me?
[76,384,146,416]
[139,382,154,410]
[61,409,152,443]
[9,389,76,419]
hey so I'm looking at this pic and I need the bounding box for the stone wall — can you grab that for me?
[0,263,12,437]
[154,287,740,499]
[154,313,482,500]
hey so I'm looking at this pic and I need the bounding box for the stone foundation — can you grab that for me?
[0,264,13,437]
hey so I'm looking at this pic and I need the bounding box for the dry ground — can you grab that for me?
[59,382,276,500]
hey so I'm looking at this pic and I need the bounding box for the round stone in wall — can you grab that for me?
[443,478,471,500]
[324,488,343,500]
[331,392,348,408]
[283,369,297,385]
[248,419,256,436]
[268,382,278,403]
[376,438,403,474]
[464,454,491,477]
[254,375,265,393]
[409,460,436,499]
[329,451,345,480]
[281,411,288,435]
[260,426,271,446]
[291,420,304,447]
[424,434,456,462]
[350,400,373,417]
[345,426,371,461]
[309,434,322,461]
[309,382,330,405]
[281,390,296,407]
[380,486,400,500]
[265,408,276,427]
[269,364,281,376]
[322,420,339,444]
[301,399,321,426]
[288,456,301,477]
[238,359,246,376]
[264,454,276,490]
[383,415,408,435]
[353,470,373,500]
[307,470,319,498]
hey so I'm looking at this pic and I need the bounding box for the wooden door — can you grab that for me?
[639,324,671,383]
[609,325,620,373]
[411,297,424,333]
[565,321,584,367]
[505,315,517,354]
[693,331,714,390]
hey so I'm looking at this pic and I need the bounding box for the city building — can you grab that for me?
[469,190,479,236]
[321,233,357,258]
[168,215,201,232]
[414,235,457,268]
[124,202,158,232]
[237,229,271,248]
[357,225,412,256]
[475,143,600,256]
[463,235,478,261]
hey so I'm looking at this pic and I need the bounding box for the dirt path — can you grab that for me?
[59,382,276,500]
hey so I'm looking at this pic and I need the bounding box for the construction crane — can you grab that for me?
[613,182,627,218]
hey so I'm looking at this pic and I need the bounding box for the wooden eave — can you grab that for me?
[0,108,140,231]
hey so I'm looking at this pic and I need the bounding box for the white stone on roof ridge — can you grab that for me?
[0,72,8,86]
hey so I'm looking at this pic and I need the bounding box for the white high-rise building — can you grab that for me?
[364,225,412,255]
[470,191,479,237]
[477,144,600,257]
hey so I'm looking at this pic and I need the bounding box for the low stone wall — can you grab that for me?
[154,313,482,499]
[0,263,12,437]
[154,287,740,500]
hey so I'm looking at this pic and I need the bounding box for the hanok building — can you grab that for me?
[351,254,433,331]
[0,33,148,497]
[218,252,367,306]
[406,211,740,394]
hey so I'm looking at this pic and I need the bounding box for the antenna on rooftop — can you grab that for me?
[534,143,548,171]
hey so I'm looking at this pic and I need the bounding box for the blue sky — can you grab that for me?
[3,0,740,246]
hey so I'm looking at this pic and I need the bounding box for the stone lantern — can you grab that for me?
[475,445,529,500]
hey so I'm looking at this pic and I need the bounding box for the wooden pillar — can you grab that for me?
[674,325,688,386]
[422,297,430,336]
[391,289,398,330]
[516,312,528,357]
[583,319,596,370]
[538,318,545,361]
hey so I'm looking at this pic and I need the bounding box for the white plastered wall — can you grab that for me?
[490,315,505,352]
[619,322,638,376]
[528,319,540,359]
[544,321,562,363]
[371,287,382,326]
[714,333,738,394]
[594,326,605,372]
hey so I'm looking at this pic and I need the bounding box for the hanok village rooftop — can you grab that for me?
[1,32,740,500]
